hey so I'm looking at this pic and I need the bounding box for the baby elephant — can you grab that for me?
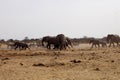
[13,42,30,50]
[89,39,107,48]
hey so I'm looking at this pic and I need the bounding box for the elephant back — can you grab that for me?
[56,34,66,44]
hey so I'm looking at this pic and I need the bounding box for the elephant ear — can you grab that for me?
[42,36,48,46]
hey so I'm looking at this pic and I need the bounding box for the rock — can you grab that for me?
[33,63,45,67]
[1,57,9,61]
[111,60,115,63]
[94,68,100,71]
[70,59,81,63]
[20,63,23,66]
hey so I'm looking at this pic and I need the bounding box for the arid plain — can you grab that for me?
[0,44,120,80]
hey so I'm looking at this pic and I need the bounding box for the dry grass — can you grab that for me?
[0,44,120,80]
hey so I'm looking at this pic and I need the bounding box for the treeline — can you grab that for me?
[71,37,107,45]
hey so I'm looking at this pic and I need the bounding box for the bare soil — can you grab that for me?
[0,44,120,80]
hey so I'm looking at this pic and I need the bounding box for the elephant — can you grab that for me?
[89,39,107,48]
[99,41,107,47]
[106,34,120,47]
[42,36,59,49]
[13,42,30,50]
[56,34,67,50]
[42,36,50,47]
[89,39,100,48]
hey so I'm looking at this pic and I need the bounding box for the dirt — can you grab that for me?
[0,44,120,80]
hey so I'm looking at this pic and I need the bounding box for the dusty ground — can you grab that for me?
[0,44,120,80]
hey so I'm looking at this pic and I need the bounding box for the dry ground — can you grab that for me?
[0,44,120,80]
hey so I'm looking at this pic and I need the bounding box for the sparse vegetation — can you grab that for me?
[0,34,119,80]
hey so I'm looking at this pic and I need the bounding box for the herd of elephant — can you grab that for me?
[89,34,120,48]
[41,34,120,49]
[42,34,73,50]
[1,34,120,50]
[5,34,73,50]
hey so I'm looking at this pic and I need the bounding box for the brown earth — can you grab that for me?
[0,44,120,80]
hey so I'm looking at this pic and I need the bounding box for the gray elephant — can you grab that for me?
[13,42,30,50]
[89,39,100,48]
[56,34,67,50]
[42,36,59,49]
[106,34,120,47]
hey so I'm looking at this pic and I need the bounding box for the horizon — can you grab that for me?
[0,33,115,41]
[0,0,120,40]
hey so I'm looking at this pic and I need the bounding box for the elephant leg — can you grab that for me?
[60,45,62,50]
[14,45,18,50]
[60,44,63,50]
[118,43,120,47]
[53,44,59,49]
[27,46,30,50]
[63,44,66,50]
[21,47,24,50]
[24,46,27,50]
[105,44,107,47]
[19,46,22,50]
[109,42,111,47]
[62,44,66,50]
[47,43,51,49]
[98,44,100,48]
[112,43,115,47]
[49,44,51,49]
[91,44,93,48]
[22,46,26,50]
[46,43,50,49]
[53,44,56,49]
[116,42,119,47]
